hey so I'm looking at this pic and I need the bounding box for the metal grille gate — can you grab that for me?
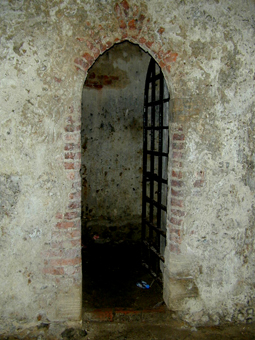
[142,58,170,284]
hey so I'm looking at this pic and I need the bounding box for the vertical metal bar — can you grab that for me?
[157,69,164,265]
[149,60,155,275]
[142,57,170,284]
[142,66,150,244]
[149,61,155,227]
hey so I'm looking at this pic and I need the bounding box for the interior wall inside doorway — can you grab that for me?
[81,42,151,243]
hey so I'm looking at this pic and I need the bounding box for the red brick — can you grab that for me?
[139,37,146,45]
[56,221,75,229]
[45,248,81,260]
[171,209,185,217]
[71,239,81,247]
[121,32,128,40]
[170,217,182,226]
[128,19,136,30]
[55,212,63,219]
[173,133,185,141]
[69,192,81,200]
[171,180,183,187]
[64,143,75,151]
[82,52,94,64]
[166,65,171,73]
[74,57,89,72]
[65,132,80,143]
[145,41,153,48]
[163,52,178,63]
[170,243,180,254]
[66,229,81,239]
[170,234,181,244]
[64,125,75,132]
[119,19,127,29]
[64,211,79,220]
[159,60,166,69]
[42,249,62,258]
[86,41,94,50]
[100,41,112,52]
[172,170,182,179]
[43,267,64,275]
[92,47,100,59]
[171,188,183,197]
[50,257,81,267]
[64,162,74,170]
[158,27,165,35]
[121,0,129,11]
[171,198,184,208]
[169,226,181,236]
[65,152,75,160]
[68,201,81,210]
[173,151,183,159]
[138,14,145,23]
[131,32,139,40]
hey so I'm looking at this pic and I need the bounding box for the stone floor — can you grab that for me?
[1,319,255,340]
[2,240,254,339]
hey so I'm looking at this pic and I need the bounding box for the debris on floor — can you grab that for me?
[1,321,255,340]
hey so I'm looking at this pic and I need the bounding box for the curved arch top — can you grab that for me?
[73,1,178,97]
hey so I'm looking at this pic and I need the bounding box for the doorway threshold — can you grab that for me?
[83,305,172,323]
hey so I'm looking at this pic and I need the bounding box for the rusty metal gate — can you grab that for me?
[142,58,170,284]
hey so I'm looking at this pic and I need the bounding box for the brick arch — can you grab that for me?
[73,0,178,76]
[43,0,184,320]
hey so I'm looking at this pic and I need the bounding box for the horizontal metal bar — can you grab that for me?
[143,218,166,237]
[144,97,170,108]
[145,172,167,184]
[146,150,168,157]
[142,262,163,285]
[143,240,165,262]
[145,196,167,211]
[148,73,162,82]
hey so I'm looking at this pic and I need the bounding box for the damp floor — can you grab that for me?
[82,241,163,311]
[1,240,255,339]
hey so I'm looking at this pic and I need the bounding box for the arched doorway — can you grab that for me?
[81,41,169,312]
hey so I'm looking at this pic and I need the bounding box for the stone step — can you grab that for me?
[83,306,174,323]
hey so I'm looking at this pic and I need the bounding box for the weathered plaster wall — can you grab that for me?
[0,0,254,333]
[81,42,150,241]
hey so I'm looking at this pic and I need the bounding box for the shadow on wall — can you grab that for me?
[81,41,151,246]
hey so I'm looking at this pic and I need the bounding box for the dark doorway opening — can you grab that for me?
[81,42,168,313]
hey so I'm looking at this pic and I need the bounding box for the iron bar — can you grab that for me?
[145,196,167,211]
[143,218,166,237]
[142,58,169,286]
